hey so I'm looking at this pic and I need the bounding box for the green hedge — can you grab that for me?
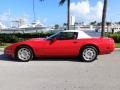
[107,33,120,43]
[0,32,54,43]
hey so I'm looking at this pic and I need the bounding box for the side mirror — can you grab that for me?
[51,37,57,42]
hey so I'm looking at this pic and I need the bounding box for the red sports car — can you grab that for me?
[4,30,115,62]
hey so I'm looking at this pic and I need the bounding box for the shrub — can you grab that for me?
[108,33,120,43]
[0,35,20,43]
[0,32,54,43]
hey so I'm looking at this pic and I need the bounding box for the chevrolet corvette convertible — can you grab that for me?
[4,30,115,62]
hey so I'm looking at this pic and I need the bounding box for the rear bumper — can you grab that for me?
[99,38,115,55]
[99,45,115,55]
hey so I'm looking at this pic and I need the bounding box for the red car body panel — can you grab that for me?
[4,37,115,59]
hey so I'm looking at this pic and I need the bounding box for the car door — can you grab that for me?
[42,32,80,57]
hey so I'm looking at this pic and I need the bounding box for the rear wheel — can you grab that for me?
[80,46,98,62]
[15,46,33,62]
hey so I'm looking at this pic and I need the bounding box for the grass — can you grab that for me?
[116,43,120,48]
[0,43,11,48]
[0,46,7,48]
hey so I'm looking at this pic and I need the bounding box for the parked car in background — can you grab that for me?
[4,30,115,62]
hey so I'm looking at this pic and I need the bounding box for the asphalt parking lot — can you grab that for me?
[0,50,120,90]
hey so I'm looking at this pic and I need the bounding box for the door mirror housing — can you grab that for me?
[51,37,57,42]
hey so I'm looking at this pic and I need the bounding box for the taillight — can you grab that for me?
[109,38,115,50]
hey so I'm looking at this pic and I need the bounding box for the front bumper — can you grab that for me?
[4,47,15,58]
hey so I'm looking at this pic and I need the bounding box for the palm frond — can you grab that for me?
[59,0,66,5]
[39,0,44,2]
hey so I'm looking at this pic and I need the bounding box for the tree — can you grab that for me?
[106,22,111,26]
[90,21,97,26]
[54,24,60,29]
[60,0,70,30]
[101,0,107,37]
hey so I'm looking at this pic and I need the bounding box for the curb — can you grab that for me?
[0,48,4,52]
[115,48,120,51]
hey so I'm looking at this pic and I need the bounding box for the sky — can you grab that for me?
[0,0,120,26]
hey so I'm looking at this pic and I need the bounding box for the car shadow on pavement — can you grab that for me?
[33,57,82,62]
[0,54,83,62]
[0,54,16,62]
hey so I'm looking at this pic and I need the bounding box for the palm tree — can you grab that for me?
[101,0,107,37]
[60,0,70,30]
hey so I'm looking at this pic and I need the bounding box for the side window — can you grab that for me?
[57,32,78,40]
[72,32,78,39]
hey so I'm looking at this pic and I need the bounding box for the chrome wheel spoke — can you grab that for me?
[82,48,96,61]
[18,48,31,61]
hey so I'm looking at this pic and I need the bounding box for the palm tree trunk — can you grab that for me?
[101,0,107,37]
[67,0,70,30]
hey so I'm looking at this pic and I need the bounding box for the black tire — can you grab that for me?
[15,46,33,62]
[80,46,98,62]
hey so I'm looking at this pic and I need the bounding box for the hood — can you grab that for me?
[15,38,46,45]
[5,38,47,51]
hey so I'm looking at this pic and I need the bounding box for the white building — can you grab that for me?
[70,16,75,26]
[0,22,6,29]
[96,24,120,33]
[110,24,120,32]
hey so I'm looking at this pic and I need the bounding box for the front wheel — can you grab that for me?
[80,46,98,62]
[15,46,33,62]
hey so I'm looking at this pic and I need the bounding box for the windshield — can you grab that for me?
[46,31,78,40]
